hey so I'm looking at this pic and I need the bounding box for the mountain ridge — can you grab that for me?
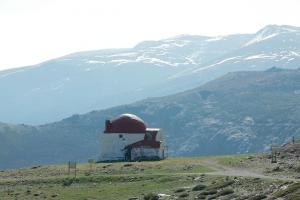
[1,68,299,169]
[1,25,300,125]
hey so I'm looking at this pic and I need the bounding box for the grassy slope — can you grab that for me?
[1,155,300,200]
[0,157,212,200]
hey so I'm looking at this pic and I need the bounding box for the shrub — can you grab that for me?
[178,193,189,198]
[272,166,281,172]
[144,193,159,200]
[124,163,133,167]
[209,180,234,190]
[248,194,267,200]
[192,184,206,191]
[197,194,206,199]
[200,190,217,195]
[294,165,300,172]
[62,178,73,186]
[218,188,234,196]
[207,195,217,200]
[175,188,186,193]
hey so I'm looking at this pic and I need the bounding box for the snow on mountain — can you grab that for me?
[1,25,300,124]
[244,33,279,47]
[166,25,300,86]
[244,25,300,47]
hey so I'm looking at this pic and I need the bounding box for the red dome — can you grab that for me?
[104,114,146,133]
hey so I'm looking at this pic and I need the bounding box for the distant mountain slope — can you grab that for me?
[1,25,300,124]
[1,68,300,169]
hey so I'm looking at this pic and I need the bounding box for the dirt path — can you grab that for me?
[200,159,299,182]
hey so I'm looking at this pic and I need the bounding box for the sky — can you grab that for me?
[0,0,300,71]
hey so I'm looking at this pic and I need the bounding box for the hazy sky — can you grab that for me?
[1,0,300,70]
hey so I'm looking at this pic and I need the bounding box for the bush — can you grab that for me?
[209,180,234,190]
[124,163,133,167]
[192,184,206,191]
[197,194,206,199]
[218,188,234,196]
[62,178,73,186]
[272,166,282,172]
[179,193,189,198]
[84,172,91,176]
[200,190,217,195]
[144,193,159,200]
[294,165,300,172]
[175,188,186,193]
[207,194,218,200]
[248,194,267,200]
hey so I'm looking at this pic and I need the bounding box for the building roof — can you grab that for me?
[125,130,161,149]
[104,113,147,133]
[126,139,161,149]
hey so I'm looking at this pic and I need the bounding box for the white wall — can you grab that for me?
[99,133,144,161]
[99,129,166,161]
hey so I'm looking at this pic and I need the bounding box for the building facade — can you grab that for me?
[99,113,165,161]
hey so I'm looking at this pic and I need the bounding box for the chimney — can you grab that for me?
[105,120,112,132]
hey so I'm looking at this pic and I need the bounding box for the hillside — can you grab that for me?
[1,25,300,124]
[1,155,300,200]
[1,68,300,169]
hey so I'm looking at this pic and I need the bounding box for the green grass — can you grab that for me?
[211,154,252,167]
[0,155,293,200]
[0,174,203,199]
[0,157,213,200]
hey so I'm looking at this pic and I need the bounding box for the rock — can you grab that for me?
[124,163,133,167]
[31,165,41,169]
[158,193,171,197]
[51,194,58,198]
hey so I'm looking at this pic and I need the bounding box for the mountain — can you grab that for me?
[1,68,300,169]
[1,25,300,125]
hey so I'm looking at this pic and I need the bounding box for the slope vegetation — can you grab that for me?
[1,68,300,169]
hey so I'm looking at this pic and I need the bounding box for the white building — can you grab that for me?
[99,113,166,161]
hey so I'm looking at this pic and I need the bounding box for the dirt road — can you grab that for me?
[200,159,299,182]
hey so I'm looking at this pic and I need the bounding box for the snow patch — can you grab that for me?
[206,36,223,42]
[108,52,137,58]
[151,40,189,50]
[243,116,255,126]
[86,60,105,64]
[185,57,197,65]
[192,56,241,73]
[244,54,276,60]
[244,33,279,47]
[109,59,133,66]
[136,55,177,66]
[290,51,300,57]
